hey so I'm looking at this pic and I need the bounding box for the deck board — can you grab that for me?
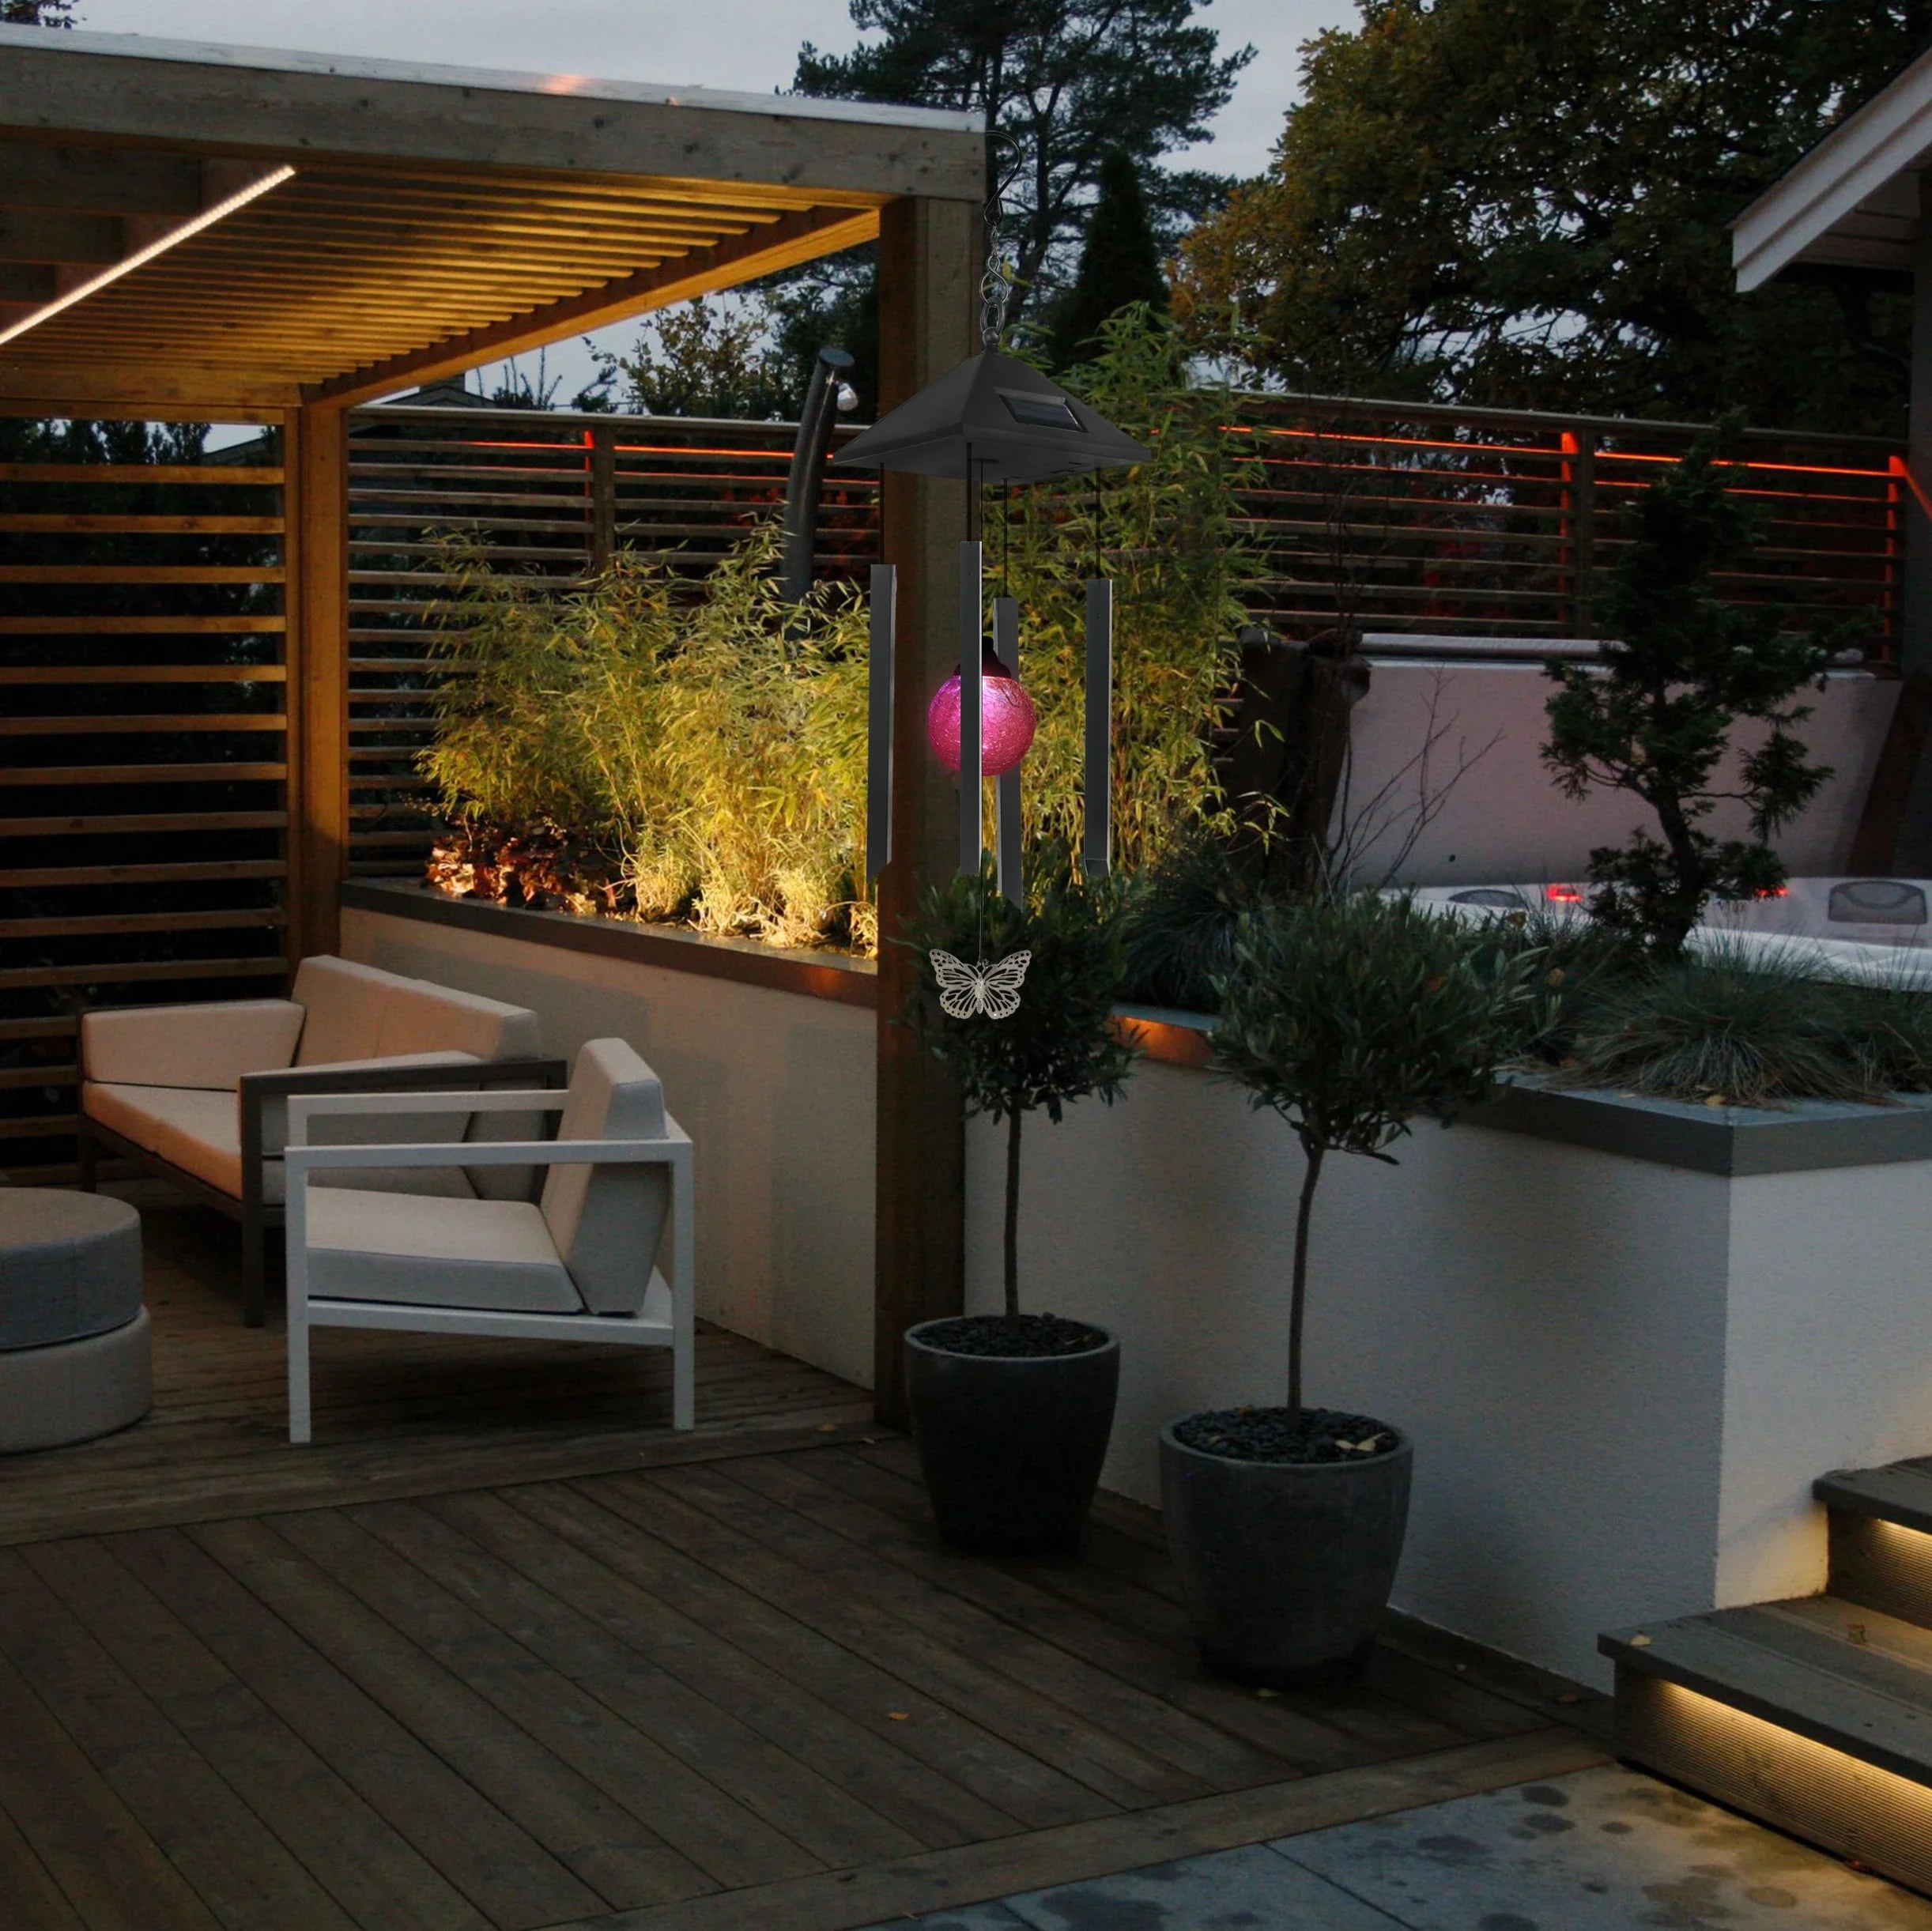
[0,1196,1600,1931]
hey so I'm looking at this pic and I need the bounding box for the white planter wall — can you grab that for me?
[342,903,878,1390]
[963,1063,1932,1688]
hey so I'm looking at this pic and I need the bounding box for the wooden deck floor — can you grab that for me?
[0,1194,1603,1931]
[0,1193,873,1548]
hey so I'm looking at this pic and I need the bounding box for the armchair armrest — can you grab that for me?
[239,1054,568,1171]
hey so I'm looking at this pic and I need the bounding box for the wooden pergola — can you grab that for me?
[0,25,983,1420]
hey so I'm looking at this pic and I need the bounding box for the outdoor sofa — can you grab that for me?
[77,955,564,1325]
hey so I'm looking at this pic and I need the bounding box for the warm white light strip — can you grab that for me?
[0,164,297,350]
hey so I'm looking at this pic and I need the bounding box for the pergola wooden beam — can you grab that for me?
[0,27,983,205]
[307,203,881,407]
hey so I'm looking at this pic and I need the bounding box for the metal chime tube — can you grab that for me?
[959,541,983,877]
[993,596,1022,907]
[866,563,896,878]
[1083,576,1113,876]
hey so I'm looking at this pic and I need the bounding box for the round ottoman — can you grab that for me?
[0,1190,152,1453]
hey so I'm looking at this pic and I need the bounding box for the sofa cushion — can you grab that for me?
[304,1190,583,1313]
[81,999,304,1091]
[84,1081,476,1206]
[375,978,542,1062]
[290,956,394,1067]
[538,1039,671,1316]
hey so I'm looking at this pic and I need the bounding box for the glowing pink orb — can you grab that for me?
[927,664,1037,775]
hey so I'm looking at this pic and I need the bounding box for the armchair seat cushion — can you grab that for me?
[83,1081,476,1205]
[304,1190,583,1313]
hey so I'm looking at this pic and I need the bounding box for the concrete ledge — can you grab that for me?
[342,880,878,1009]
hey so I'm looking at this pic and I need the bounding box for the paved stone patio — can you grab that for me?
[866,1764,1932,1929]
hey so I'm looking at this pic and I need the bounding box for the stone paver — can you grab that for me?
[864,1765,1932,1929]
[1003,1840,1402,1928]
[1276,1765,1932,1930]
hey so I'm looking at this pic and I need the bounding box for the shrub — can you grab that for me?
[1211,893,1544,1422]
[902,866,1138,1318]
[1560,943,1874,1106]
[1119,833,1281,1012]
[987,305,1259,873]
[422,523,873,949]
[1542,427,1838,958]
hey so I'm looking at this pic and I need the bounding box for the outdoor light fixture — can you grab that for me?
[840,329,1148,903]
[0,164,297,350]
[926,643,1036,776]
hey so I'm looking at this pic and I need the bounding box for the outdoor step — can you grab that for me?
[1817,1459,1932,1629]
[1602,1597,1932,1896]
[1816,1457,1932,1536]
[1604,1597,1932,1784]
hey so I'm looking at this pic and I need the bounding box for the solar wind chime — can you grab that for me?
[837,241,1149,1019]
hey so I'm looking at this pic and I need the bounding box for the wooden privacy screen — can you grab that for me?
[0,432,288,1182]
[344,407,877,877]
[1232,399,1902,646]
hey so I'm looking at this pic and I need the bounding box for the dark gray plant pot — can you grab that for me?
[904,1321,1120,1554]
[1160,1417,1413,1684]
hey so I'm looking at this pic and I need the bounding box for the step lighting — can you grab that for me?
[1622,1676,1932,1896]
[0,165,297,350]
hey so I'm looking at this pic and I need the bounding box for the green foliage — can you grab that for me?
[421,522,874,949]
[0,2,74,20]
[585,296,795,420]
[1119,833,1277,1013]
[424,308,1251,949]
[904,866,1138,1128]
[1843,975,1932,1094]
[1560,945,1877,1107]
[794,0,1251,328]
[1173,0,1916,432]
[988,306,1255,873]
[1048,149,1170,371]
[1213,893,1543,1164]
[903,866,1138,1317]
[1542,429,1837,958]
[1212,892,1544,1418]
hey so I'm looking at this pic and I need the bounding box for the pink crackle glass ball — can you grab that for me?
[927,665,1038,775]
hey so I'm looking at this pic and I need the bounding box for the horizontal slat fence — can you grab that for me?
[344,409,878,877]
[0,440,289,1182]
[1235,398,1901,643]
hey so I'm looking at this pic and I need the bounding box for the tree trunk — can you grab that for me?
[1288,1136,1324,1424]
[1004,1107,1023,1321]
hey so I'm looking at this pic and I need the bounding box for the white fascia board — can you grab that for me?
[1733,49,1932,290]
[0,22,982,138]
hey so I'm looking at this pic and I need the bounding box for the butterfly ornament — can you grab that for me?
[930,949,1030,1020]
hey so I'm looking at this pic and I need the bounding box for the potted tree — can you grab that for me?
[902,867,1138,1552]
[1164,891,1541,1680]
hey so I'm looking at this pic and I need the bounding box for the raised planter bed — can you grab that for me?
[344,878,1932,1688]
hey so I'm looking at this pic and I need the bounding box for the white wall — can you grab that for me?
[341,907,878,1389]
[1718,1161,1932,1606]
[1348,664,1898,887]
[964,1063,1932,1688]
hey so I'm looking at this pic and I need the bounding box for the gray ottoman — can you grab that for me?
[0,1190,152,1452]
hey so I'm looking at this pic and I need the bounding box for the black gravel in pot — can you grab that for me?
[1172,1406,1398,1465]
[916,1313,1110,1358]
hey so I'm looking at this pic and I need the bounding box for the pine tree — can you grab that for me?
[1049,149,1168,370]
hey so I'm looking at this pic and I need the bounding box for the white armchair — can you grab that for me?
[282,1038,693,1445]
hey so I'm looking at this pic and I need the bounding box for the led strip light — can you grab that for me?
[0,164,297,351]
